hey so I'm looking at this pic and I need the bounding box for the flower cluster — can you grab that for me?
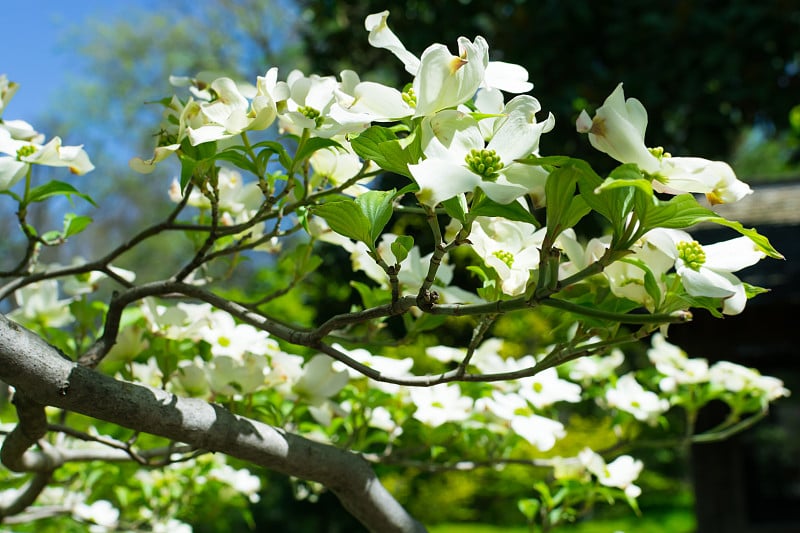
[0,8,789,532]
[0,75,94,190]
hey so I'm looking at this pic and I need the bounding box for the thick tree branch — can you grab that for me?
[0,315,426,533]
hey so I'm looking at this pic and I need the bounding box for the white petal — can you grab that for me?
[409,158,480,207]
[129,144,180,174]
[351,81,413,119]
[584,83,659,172]
[0,157,27,189]
[420,110,482,160]
[478,178,530,204]
[474,88,505,115]
[489,95,554,162]
[721,284,747,315]
[364,11,420,75]
[188,125,231,145]
[657,157,752,204]
[678,264,738,298]
[413,37,488,116]
[703,236,765,272]
[483,61,533,93]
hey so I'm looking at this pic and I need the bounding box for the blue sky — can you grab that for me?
[1,0,154,121]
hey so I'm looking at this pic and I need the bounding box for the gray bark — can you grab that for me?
[0,314,427,533]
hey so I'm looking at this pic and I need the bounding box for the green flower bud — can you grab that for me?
[298,105,323,128]
[492,249,514,268]
[16,144,36,160]
[677,240,706,270]
[402,87,417,108]
[465,148,504,181]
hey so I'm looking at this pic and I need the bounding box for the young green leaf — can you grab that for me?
[294,137,343,163]
[470,195,539,226]
[310,200,372,244]
[355,189,397,243]
[544,165,590,241]
[63,213,93,238]
[26,181,96,207]
[390,235,414,264]
[442,195,468,224]
[350,125,418,178]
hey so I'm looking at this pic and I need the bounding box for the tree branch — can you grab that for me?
[0,314,426,533]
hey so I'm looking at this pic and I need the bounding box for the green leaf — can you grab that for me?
[154,339,179,381]
[595,164,656,229]
[253,139,292,169]
[568,159,630,227]
[41,230,61,244]
[516,154,572,167]
[470,195,539,226]
[674,292,725,318]
[252,140,288,152]
[178,155,197,191]
[355,189,397,243]
[350,281,390,308]
[0,189,22,202]
[517,498,541,522]
[708,218,783,259]
[544,165,589,241]
[390,235,414,264]
[597,175,654,195]
[294,137,342,163]
[213,149,258,174]
[310,200,372,244]
[442,195,468,224]
[177,138,217,190]
[192,139,218,161]
[789,104,800,134]
[280,242,323,277]
[743,282,770,298]
[467,265,491,284]
[617,256,662,309]
[350,125,419,177]
[561,194,591,230]
[63,213,93,238]
[26,181,96,207]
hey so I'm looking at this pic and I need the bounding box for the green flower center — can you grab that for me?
[402,88,417,108]
[677,240,706,270]
[298,105,323,127]
[648,146,671,159]
[492,250,514,268]
[16,145,36,160]
[465,148,504,181]
[533,382,543,393]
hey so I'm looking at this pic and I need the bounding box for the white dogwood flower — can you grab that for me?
[469,216,544,296]
[606,373,669,424]
[577,83,752,204]
[646,228,766,315]
[0,125,93,190]
[409,95,553,206]
[579,448,644,498]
